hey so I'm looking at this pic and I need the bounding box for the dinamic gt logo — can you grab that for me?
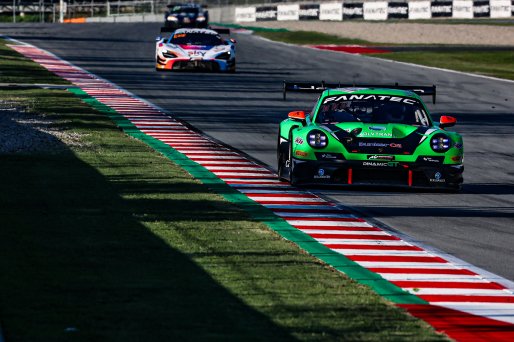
[363,161,399,167]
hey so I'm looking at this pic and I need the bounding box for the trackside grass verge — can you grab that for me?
[370,50,514,81]
[0,40,445,341]
[241,27,514,81]
[0,41,69,84]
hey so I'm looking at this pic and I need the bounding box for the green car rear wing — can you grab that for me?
[283,81,436,104]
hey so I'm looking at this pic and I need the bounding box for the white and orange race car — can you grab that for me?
[155,27,236,72]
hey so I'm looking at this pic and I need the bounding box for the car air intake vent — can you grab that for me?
[216,52,231,60]
[163,52,177,58]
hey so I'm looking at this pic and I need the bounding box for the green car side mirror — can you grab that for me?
[288,111,306,121]
[440,115,457,129]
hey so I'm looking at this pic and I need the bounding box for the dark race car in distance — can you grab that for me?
[278,81,464,191]
[164,3,208,29]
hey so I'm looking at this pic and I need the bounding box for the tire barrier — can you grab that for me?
[235,0,513,22]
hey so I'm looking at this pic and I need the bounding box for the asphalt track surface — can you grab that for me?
[2,23,514,281]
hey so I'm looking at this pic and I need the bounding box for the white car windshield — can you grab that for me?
[316,96,430,126]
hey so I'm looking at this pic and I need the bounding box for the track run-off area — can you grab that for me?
[2,22,514,340]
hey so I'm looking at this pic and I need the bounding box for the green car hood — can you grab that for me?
[325,122,419,139]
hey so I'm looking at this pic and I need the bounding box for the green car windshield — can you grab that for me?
[315,95,431,126]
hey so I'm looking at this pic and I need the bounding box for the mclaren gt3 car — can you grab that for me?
[155,27,236,72]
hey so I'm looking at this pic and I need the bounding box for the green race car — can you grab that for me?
[277,81,463,190]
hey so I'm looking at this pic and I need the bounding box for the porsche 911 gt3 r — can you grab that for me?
[155,28,236,72]
[278,82,464,190]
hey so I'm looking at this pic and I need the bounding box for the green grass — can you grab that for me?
[0,41,69,84]
[0,40,446,341]
[371,50,514,80]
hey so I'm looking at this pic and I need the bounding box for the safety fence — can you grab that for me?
[235,0,514,22]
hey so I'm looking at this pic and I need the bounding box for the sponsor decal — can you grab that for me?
[359,142,403,148]
[295,150,308,157]
[256,6,277,21]
[177,30,218,36]
[363,1,389,20]
[455,143,463,149]
[369,126,386,131]
[364,133,392,139]
[363,161,399,167]
[431,1,453,17]
[322,94,417,105]
[388,2,409,18]
[422,156,442,163]
[490,0,511,18]
[429,171,446,183]
[359,132,393,137]
[314,168,331,179]
[277,4,300,21]
[320,2,343,20]
[473,0,490,17]
[452,0,474,19]
[188,50,206,57]
[299,4,320,20]
[295,137,304,145]
[343,3,364,19]
[315,152,344,160]
[368,155,395,161]
[408,1,432,19]
[235,7,256,22]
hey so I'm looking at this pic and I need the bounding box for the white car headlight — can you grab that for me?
[167,16,178,21]
[197,16,206,21]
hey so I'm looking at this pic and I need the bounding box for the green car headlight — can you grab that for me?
[430,134,451,153]
[307,130,328,149]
